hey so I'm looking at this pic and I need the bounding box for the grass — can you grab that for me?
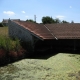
[0,53,80,80]
[0,27,25,65]
[0,36,21,51]
[0,27,21,52]
[0,27,8,36]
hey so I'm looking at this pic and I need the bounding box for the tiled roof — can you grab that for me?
[13,21,80,40]
[14,21,55,40]
[45,23,80,39]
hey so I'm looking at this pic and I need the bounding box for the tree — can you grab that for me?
[71,20,74,23]
[61,20,69,23]
[55,18,61,23]
[42,16,55,24]
[26,19,35,23]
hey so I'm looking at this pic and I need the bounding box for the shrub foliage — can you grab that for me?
[0,36,21,52]
[0,23,4,27]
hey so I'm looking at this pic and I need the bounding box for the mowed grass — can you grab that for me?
[0,27,8,36]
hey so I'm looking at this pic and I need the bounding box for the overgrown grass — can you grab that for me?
[0,27,21,52]
[0,27,8,36]
[0,36,21,51]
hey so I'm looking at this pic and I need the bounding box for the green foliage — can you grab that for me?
[55,18,61,23]
[26,19,35,23]
[15,38,21,51]
[0,36,21,52]
[42,16,55,24]
[0,27,8,37]
[42,16,70,24]
[61,20,69,23]
[42,16,62,24]
[0,23,4,27]
[0,27,21,52]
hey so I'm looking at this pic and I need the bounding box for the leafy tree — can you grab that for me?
[55,18,61,23]
[26,19,35,23]
[42,16,55,24]
[61,20,69,23]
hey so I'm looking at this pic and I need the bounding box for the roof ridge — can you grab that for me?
[44,25,58,40]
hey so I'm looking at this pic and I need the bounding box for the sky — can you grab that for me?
[0,0,80,23]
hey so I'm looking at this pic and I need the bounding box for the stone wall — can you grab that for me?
[8,20,35,53]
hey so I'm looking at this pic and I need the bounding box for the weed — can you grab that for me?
[0,36,21,52]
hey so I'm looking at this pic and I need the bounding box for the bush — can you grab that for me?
[0,23,4,27]
[0,36,21,52]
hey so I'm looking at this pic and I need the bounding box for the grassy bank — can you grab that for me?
[0,27,21,51]
[0,36,20,51]
[0,27,27,65]
[0,27,8,36]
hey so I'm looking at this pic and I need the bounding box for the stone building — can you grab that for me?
[2,19,20,26]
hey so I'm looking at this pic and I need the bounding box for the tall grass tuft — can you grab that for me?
[0,36,21,52]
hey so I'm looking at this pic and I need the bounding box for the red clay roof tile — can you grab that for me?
[13,21,80,40]
[45,23,80,39]
[14,21,55,40]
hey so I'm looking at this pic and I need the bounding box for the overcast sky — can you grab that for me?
[0,0,80,23]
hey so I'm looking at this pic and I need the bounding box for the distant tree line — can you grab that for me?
[26,16,74,24]
[26,19,36,23]
[42,16,70,24]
